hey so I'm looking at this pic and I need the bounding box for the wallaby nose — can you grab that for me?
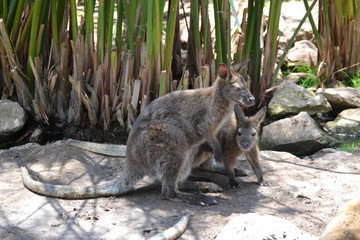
[241,140,250,149]
[248,96,255,103]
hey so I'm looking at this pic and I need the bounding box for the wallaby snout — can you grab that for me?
[239,138,252,150]
[244,94,255,107]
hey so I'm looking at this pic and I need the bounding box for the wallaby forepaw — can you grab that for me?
[229,181,242,189]
[190,195,218,206]
[171,192,218,206]
[259,181,271,186]
[201,196,218,206]
[234,168,248,177]
[198,182,223,193]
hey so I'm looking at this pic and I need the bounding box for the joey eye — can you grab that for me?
[251,133,256,137]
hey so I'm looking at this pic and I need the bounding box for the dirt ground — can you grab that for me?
[0,140,359,240]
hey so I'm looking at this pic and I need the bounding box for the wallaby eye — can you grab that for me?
[232,86,241,91]
[237,129,242,135]
[251,133,256,137]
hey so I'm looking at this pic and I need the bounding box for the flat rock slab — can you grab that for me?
[286,40,318,67]
[324,108,360,137]
[317,87,360,112]
[268,82,331,118]
[0,141,360,239]
[261,112,338,156]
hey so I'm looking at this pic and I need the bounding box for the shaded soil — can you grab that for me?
[62,125,129,145]
[0,141,359,239]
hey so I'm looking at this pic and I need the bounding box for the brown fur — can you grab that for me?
[320,196,360,240]
[197,105,268,188]
[21,63,255,205]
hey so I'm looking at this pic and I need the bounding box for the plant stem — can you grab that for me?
[272,0,318,86]
[26,0,42,94]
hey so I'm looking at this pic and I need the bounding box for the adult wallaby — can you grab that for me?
[22,62,255,205]
[197,105,268,188]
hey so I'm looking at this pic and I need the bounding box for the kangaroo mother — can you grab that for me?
[22,63,255,206]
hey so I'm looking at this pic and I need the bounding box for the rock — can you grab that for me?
[215,213,317,240]
[278,72,313,85]
[261,112,338,156]
[316,87,360,113]
[0,100,28,142]
[280,1,318,41]
[268,82,332,118]
[273,72,314,88]
[305,148,354,160]
[286,40,318,67]
[277,16,293,58]
[324,108,360,137]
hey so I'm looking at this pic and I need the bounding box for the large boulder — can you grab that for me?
[215,213,317,240]
[286,40,318,67]
[316,87,360,113]
[268,82,332,118]
[0,100,28,142]
[261,112,338,156]
[324,108,360,137]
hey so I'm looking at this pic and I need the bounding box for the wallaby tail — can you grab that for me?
[21,167,141,199]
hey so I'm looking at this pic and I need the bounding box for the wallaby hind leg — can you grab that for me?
[157,155,218,206]
[178,180,223,193]
[161,177,218,206]
[199,158,248,177]
[175,191,218,206]
[245,148,270,186]
[234,168,248,177]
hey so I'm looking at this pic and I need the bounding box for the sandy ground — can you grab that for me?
[0,1,354,239]
[0,141,359,240]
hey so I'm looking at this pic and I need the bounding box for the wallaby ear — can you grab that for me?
[234,104,246,122]
[218,64,230,79]
[232,59,250,73]
[252,106,267,127]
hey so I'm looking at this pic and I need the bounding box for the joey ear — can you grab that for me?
[232,59,250,73]
[218,64,230,79]
[234,104,246,122]
[252,106,267,127]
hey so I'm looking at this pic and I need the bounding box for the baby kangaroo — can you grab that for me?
[198,105,268,188]
[224,105,268,188]
[22,62,255,206]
